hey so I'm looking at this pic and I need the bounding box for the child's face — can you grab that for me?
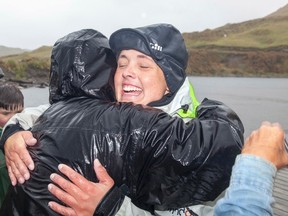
[0,107,23,127]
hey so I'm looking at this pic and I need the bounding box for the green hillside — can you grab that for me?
[0,46,51,85]
[1,46,52,61]
[183,16,288,49]
[182,4,288,77]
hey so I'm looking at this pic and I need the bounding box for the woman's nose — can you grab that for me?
[122,65,136,78]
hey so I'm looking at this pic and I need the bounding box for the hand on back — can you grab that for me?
[48,159,114,216]
[4,131,37,185]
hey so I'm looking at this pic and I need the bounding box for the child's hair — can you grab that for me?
[0,84,24,111]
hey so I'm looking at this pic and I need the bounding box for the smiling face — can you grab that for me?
[114,49,169,105]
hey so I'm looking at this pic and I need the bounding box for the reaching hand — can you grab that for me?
[48,159,114,216]
[4,131,37,185]
[242,121,288,169]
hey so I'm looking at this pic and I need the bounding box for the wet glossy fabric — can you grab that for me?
[1,98,244,215]
[48,28,116,104]
[0,29,244,215]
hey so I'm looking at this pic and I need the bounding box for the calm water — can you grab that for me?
[21,77,288,138]
[189,77,288,138]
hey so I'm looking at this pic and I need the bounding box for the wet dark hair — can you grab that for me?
[0,84,24,111]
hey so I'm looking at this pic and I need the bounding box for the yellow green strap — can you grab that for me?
[177,82,199,119]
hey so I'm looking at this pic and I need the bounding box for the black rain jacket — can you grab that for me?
[0,29,244,216]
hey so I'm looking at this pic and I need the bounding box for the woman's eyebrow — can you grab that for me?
[137,54,154,62]
[118,54,128,60]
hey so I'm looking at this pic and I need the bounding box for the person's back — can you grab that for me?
[0,29,244,215]
[2,91,243,215]
[0,84,24,208]
[0,29,116,215]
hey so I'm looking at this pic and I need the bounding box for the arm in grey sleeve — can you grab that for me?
[2,104,50,131]
[0,104,50,152]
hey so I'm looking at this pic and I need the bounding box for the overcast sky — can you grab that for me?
[1,0,287,50]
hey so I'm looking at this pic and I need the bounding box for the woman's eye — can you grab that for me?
[118,63,127,68]
[139,63,151,69]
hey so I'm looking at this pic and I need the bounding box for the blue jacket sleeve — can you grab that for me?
[214,154,276,216]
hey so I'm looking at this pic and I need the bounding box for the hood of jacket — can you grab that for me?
[49,29,117,104]
[109,24,188,107]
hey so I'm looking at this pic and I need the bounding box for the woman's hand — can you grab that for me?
[48,159,114,216]
[4,131,37,185]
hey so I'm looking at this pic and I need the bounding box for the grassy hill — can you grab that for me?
[183,3,288,49]
[183,17,288,49]
[183,4,288,77]
[1,4,288,87]
[0,46,51,87]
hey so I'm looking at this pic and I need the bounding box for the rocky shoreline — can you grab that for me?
[0,66,49,89]
[0,78,49,89]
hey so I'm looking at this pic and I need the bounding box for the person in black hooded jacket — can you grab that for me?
[0,28,243,216]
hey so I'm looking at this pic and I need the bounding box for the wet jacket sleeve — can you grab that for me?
[214,155,276,216]
[94,186,125,216]
[129,98,244,211]
[0,97,243,215]
[97,98,244,214]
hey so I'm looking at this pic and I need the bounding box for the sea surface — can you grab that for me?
[21,77,288,138]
